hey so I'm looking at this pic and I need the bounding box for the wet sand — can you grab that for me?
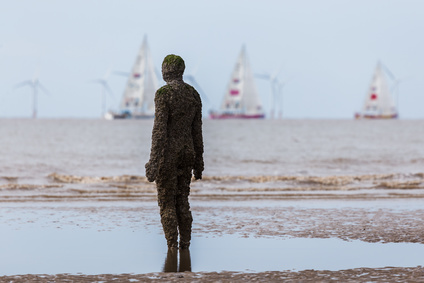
[2,201,424,244]
[0,174,424,281]
[0,202,423,281]
[0,267,423,282]
[193,204,424,244]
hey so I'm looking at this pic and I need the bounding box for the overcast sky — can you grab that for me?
[1,0,423,119]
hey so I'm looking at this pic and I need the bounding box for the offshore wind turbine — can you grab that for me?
[390,76,409,117]
[256,66,283,119]
[184,73,211,111]
[380,62,410,118]
[275,80,287,119]
[14,72,50,118]
[183,60,212,113]
[90,68,114,118]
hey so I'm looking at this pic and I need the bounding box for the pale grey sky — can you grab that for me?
[1,0,423,118]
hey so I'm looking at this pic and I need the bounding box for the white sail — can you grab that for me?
[119,36,158,117]
[215,46,264,118]
[358,62,397,119]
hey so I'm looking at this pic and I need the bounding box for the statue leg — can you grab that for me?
[176,168,193,249]
[157,176,179,248]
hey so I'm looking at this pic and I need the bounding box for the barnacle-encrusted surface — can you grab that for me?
[146,54,203,248]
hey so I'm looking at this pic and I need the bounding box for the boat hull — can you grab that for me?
[354,113,398,119]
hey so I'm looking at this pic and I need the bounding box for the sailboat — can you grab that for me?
[105,36,158,120]
[355,62,398,119]
[209,46,265,119]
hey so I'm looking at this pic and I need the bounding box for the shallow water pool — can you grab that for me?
[0,226,422,275]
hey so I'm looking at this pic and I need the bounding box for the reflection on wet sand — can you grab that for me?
[163,248,191,273]
[0,211,423,275]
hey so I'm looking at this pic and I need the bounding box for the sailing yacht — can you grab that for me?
[355,62,398,119]
[209,46,265,119]
[105,36,158,120]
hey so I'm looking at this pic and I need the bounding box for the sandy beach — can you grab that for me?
[0,174,423,281]
[0,267,423,282]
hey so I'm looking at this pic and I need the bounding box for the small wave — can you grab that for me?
[48,173,148,184]
[48,172,424,188]
[375,180,424,189]
[68,186,156,195]
[411,158,424,164]
[203,173,422,184]
[200,173,424,193]
[0,184,63,191]
[216,186,353,192]
[412,172,424,178]
[240,159,278,164]
[2,172,409,203]
[0,176,18,182]
[329,158,363,165]
[0,172,423,202]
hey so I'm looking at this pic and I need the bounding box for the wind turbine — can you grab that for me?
[275,80,287,119]
[183,62,211,112]
[256,66,284,119]
[90,68,114,118]
[14,71,50,118]
[380,62,410,118]
[184,74,210,107]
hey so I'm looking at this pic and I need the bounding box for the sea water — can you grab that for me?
[1,118,423,181]
[0,119,424,201]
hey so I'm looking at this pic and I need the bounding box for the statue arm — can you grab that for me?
[192,94,204,180]
[145,89,169,182]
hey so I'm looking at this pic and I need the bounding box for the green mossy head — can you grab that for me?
[162,54,185,82]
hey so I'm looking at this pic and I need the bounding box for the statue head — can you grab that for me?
[162,54,185,82]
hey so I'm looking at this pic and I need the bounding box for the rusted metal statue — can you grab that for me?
[145,54,204,250]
